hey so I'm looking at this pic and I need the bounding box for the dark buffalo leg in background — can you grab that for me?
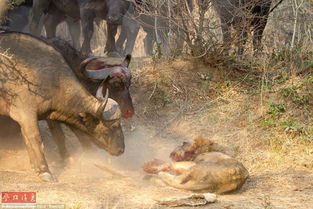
[252,1,272,54]
[80,8,95,55]
[116,3,140,56]
[105,23,120,57]
[116,25,127,55]
[65,17,81,50]
[143,29,155,56]
[116,14,140,56]
[170,0,193,55]
[158,28,169,55]
[124,23,140,56]
[44,6,65,39]
[171,25,185,54]
[44,6,81,50]
[29,0,51,35]
[143,29,169,56]
[142,16,169,56]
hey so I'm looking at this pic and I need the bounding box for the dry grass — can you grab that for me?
[131,56,313,172]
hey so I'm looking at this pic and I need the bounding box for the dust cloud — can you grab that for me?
[58,124,178,178]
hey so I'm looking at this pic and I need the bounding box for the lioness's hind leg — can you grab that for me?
[158,170,211,192]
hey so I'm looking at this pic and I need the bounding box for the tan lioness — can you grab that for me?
[144,137,249,194]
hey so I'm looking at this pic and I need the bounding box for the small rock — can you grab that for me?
[155,193,217,207]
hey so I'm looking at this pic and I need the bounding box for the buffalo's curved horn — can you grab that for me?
[85,68,115,80]
[78,56,99,76]
[96,88,109,116]
[102,99,122,121]
[96,85,105,100]
[122,54,132,68]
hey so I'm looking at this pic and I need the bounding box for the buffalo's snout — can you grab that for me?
[112,146,124,156]
[107,137,125,156]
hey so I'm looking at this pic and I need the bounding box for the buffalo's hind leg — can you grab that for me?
[29,0,51,35]
[252,19,268,56]
[11,112,55,182]
[116,24,127,55]
[143,30,155,56]
[123,17,140,56]
[220,22,232,55]
[235,26,248,55]
[44,8,65,40]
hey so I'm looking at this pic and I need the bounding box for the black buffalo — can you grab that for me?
[212,0,273,54]
[116,0,193,56]
[29,0,133,56]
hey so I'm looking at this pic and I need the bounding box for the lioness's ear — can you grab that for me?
[193,136,209,146]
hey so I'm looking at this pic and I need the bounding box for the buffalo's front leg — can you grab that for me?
[66,17,81,50]
[69,126,93,150]
[116,20,139,56]
[46,120,70,160]
[13,113,55,182]
[105,23,120,57]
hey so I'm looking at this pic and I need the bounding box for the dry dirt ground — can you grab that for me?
[0,58,312,209]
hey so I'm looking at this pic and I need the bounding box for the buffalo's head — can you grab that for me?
[79,55,134,119]
[106,0,134,24]
[78,91,125,156]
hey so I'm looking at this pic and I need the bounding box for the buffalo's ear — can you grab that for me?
[78,113,88,123]
[122,54,132,68]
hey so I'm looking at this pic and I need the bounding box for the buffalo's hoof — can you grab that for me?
[107,51,121,58]
[39,172,57,182]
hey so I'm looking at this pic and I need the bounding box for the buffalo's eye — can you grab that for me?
[112,82,124,89]
[104,119,120,128]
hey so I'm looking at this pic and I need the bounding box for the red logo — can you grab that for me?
[1,192,36,203]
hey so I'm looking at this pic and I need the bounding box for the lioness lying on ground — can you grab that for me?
[143,137,249,194]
